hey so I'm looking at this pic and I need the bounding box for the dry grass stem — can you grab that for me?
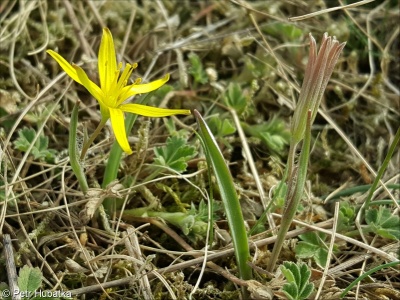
[1,0,398,298]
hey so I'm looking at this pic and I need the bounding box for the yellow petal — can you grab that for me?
[118,74,170,104]
[119,103,191,117]
[99,28,117,93]
[109,108,132,154]
[47,50,82,84]
[73,65,105,106]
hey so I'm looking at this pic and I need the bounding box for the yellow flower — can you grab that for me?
[47,28,191,154]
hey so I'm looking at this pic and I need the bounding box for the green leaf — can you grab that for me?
[194,109,252,283]
[280,262,314,300]
[296,243,327,268]
[340,260,400,298]
[300,283,314,299]
[188,52,208,84]
[338,201,356,232]
[224,82,248,114]
[207,115,236,149]
[17,265,42,293]
[241,117,290,155]
[298,263,312,296]
[296,232,329,268]
[295,242,319,258]
[281,262,296,283]
[208,115,236,137]
[13,127,57,161]
[153,136,197,173]
[14,127,35,150]
[282,282,298,300]
[298,231,325,244]
[68,102,89,193]
[366,206,400,239]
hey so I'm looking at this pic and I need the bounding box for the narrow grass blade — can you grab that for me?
[364,128,400,209]
[194,109,252,283]
[69,101,89,193]
[340,260,400,298]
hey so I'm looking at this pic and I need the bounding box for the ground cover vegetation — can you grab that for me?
[0,1,399,299]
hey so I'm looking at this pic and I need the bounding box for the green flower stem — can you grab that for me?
[267,110,312,273]
[80,119,107,160]
[340,260,400,298]
[194,110,252,288]
[69,101,89,193]
[102,112,138,214]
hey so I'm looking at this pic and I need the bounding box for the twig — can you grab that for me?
[315,202,340,299]
[123,227,153,300]
[288,0,375,21]
[3,234,21,300]
[62,0,94,58]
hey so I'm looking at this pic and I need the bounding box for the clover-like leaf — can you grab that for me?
[242,116,290,155]
[281,261,314,300]
[224,82,248,114]
[295,232,329,268]
[366,206,400,240]
[153,136,197,173]
[338,201,356,232]
[14,127,35,150]
[13,127,57,161]
[188,52,208,84]
[18,265,42,294]
[208,115,236,138]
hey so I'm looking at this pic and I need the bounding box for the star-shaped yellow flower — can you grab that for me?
[47,28,191,154]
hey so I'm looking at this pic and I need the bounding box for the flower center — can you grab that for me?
[107,62,137,107]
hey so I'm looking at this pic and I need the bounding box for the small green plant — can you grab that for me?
[365,206,400,240]
[208,115,236,138]
[224,82,248,115]
[18,266,43,299]
[295,231,335,268]
[13,127,57,162]
[0,265,64,299]
[337,201,356,232]
[280,261,314,300]
[163,117,191,139]
[207,115,236,148]
[267,33,346,273]
[241,116,290,155]
[152,135,197,173]
[188,52,208,85]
